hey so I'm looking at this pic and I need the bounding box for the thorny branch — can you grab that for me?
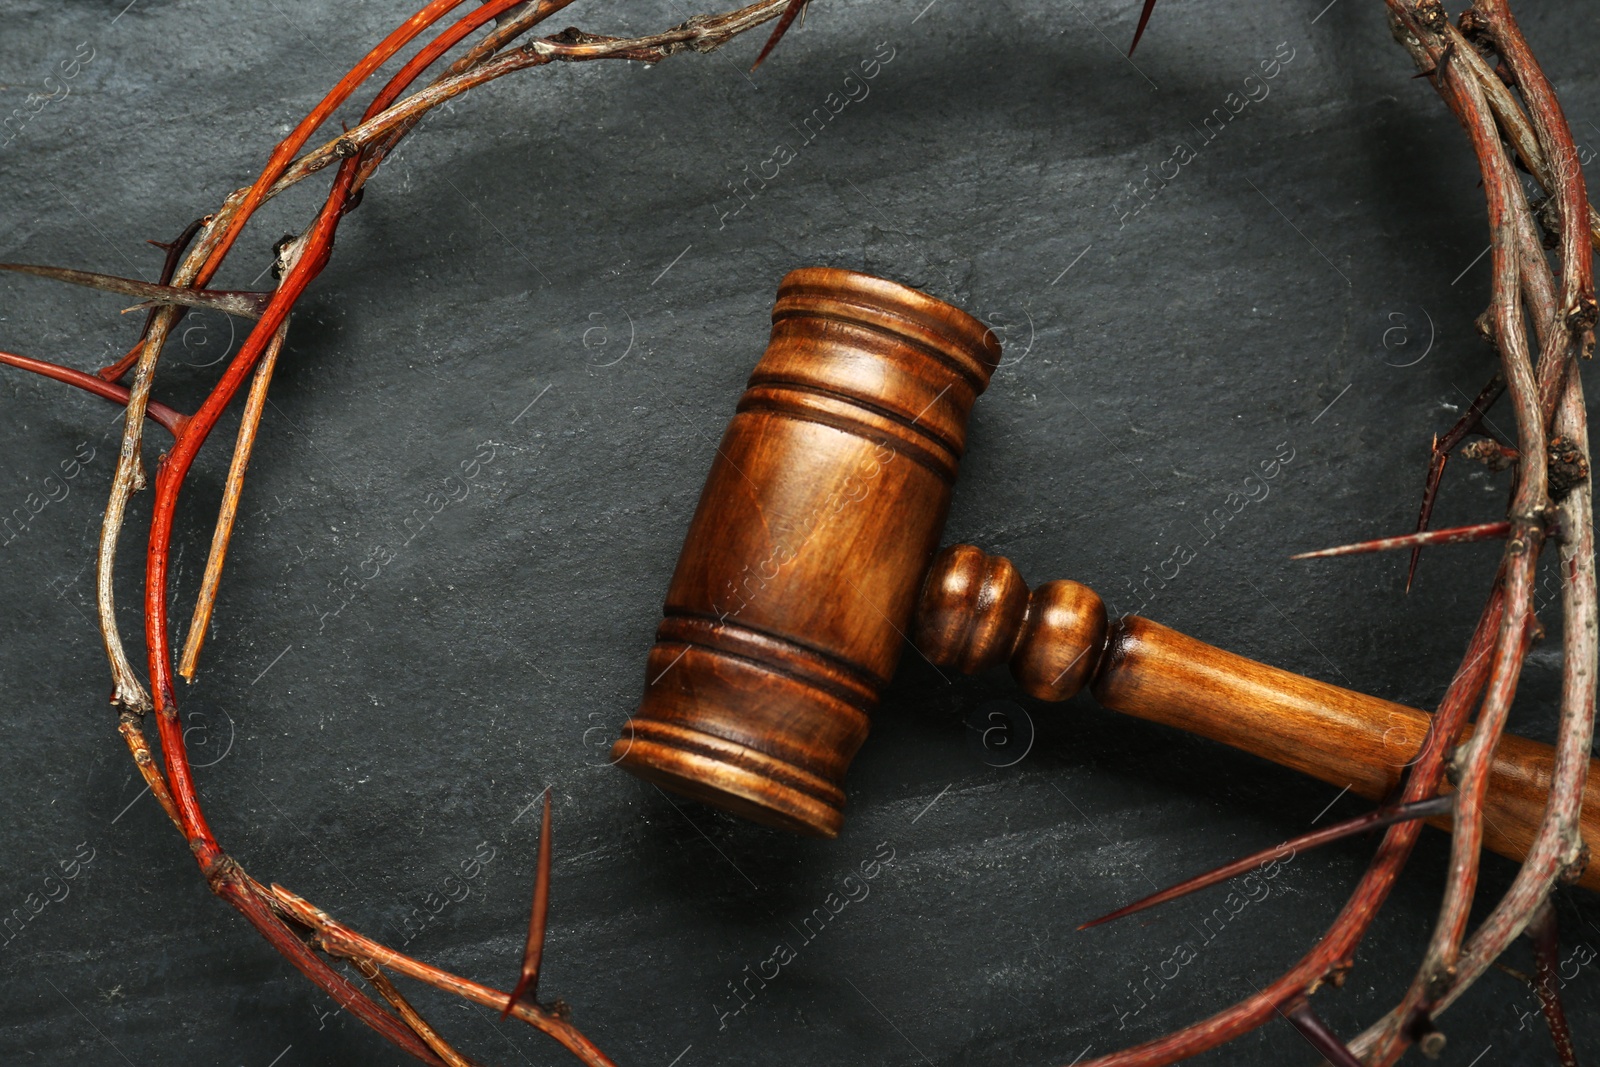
[2,0,1594,1064]
[1045,0,1596,1057]
[1337,3,1598,1062]
[4,1,790,1063]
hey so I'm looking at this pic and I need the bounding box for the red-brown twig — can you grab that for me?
[1451,19,1600,256]
[1480,2,1597,335]
[0,348,188,437]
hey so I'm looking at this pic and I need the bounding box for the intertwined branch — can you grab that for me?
[6,1,791,1062]
[2,0,1594,1063]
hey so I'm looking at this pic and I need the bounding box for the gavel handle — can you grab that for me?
[914,545,1600,891]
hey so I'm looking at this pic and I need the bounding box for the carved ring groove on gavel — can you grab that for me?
[611,266,1600,891]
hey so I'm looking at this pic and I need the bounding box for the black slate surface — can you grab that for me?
[3,1,1599,1064]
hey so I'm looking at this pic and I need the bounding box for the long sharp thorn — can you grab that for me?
[1529,899,1582,1067]
[1284,1000,1365,1067]
[0,263,271,319]
[749,0,806,72]
[1077,796,1452,930]
[503,787,553,1019]
[1292,521,1511,560]
[1128,0,1160,56]
[147,215,204,257]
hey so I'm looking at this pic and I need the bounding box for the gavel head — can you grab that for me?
[611,267,1001,836]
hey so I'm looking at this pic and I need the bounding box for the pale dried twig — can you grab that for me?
[178,317,291,680]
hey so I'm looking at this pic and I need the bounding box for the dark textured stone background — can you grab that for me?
[3,0,1599,1064]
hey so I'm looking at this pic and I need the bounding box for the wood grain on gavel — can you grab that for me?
[612,266,1598,892]
[916,544,1600,892]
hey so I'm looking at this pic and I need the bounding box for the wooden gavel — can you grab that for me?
[612,267,1600,890]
